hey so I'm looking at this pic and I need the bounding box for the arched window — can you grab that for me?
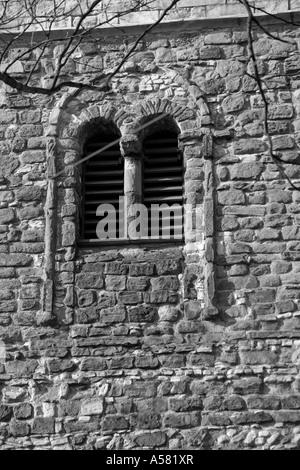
[80,129,123,242]
[143,129,183,239]
[79,123,184,243]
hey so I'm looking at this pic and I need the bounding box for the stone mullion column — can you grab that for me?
[120,135,143,239]
[203,134,219,319]
[40,136,58,326]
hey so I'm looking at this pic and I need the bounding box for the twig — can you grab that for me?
[242,0,300,191]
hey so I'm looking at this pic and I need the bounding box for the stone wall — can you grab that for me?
[4,0,300,30]
[1,6,300,450]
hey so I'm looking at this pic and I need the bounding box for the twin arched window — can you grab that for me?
[80,125,183,243]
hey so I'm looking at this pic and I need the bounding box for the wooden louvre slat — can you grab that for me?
[143,130,183,240]
[81,133,123,241]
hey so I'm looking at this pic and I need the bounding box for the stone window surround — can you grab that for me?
[41,89,218,326]
[80,116,184,244]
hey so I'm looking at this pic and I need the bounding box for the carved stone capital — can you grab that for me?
[120,134,142,158]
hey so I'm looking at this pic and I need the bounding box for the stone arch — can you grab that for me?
[42,83,216,326]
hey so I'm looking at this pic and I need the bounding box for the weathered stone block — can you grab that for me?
[11,242,44,254]
[281,272,300,284]
[0,208,15,224]
[58,400,81,417]
[155,47,176,63]
[118,291,142,304]
[220,216,239,231]
[202,412,231,427]
[0,155,19,176]
[81,357,106,371]
[128,305,156,322]
[232,377,262,395]
[0,405,12,422]
[61,204,77,217]
[21,150,45,163]
[199,45,222,59]
[108,356,134,369]
[6,360,38,377]
[228,242,251,255]
[0,191,14,206]
[102,415,128,431]
[282,226,300,240]
[183,301,201,320]
[258,228,280,241]
[0,300,17,312]
[247,395,280,410]
[240,351,277,365]
[135,431,166,447]
[135,354,159,369]
[9,420,30,437]
[0,110,17,124]
[100,305,126,323]
[127,277,149,291]
[21,229,44,243]
[32,418,55,434]
[129,263,155,276]
[268,104,294,119]
[254,38,294,58]
[125,382,157,399]
[62,221,76,247]
[285,55,300,73]
[189,353,215,367]
[276,300,295,314]
[156,258,181,275]
[218,189,245,205]
[76,307,99,324]
[163,411,200,428]
[48,359,75,373]
[233,139,266,155]
[77,289,95,308]
[272,135,294,150]
[105,275,126,291]
[81,399,103,416]
[231,162,264,180]
[273,411,300,423]
[16,186,42,201]
[248,289,276,303]
[130,413,161,430]
[158,354,186,368]
[20,285,39,299]
[239,217,262,230]
[76,274,104,289]
[223,94,245,113]
[205,32,232,44]
[14,403,33,420]
[281,395,300,409]
[269,190,292,204]
[105,262,128,275]
[231,411,273,425]
[177,48,199,61]
[19,109,41,124]
[223,396,246,411]
[18,206,43,220]
[169,396,202,413]
[150,276,179,291]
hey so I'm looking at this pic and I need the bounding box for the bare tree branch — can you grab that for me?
[0,0,180,95]
[237,0,300,27]
[241,0,300,191]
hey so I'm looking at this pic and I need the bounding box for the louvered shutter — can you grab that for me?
[81,133,123,241]
[143,130,183,239]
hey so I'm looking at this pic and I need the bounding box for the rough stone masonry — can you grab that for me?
[2,0,300,450]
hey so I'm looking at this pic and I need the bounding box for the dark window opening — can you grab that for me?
[81,131,123,241]
[143,130,183,239]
